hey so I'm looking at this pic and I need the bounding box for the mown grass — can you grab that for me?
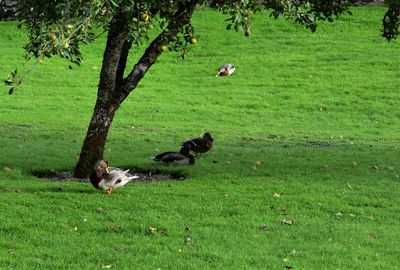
[1,5,400,269]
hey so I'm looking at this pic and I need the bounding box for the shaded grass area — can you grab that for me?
[1,5,400,270]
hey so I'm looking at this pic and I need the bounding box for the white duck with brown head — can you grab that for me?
[90,159,139,195]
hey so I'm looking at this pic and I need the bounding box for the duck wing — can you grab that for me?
[154,151,191,164]
[102,168,139,188]
[181,138,203,151]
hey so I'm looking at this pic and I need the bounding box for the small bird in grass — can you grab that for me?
[216,64,235,77]
[90,159,138,195]
[180,132,214,155]
[153,147,196,165]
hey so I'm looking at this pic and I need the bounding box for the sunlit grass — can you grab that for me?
[0,6,400,269]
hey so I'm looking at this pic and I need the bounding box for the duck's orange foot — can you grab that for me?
[106,188,113,195]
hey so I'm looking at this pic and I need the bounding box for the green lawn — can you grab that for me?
[1,6,400,270]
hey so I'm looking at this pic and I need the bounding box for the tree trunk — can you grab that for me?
[73,0,198,178]
[74,101,118,178]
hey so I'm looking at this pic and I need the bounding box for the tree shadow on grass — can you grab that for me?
[30,167,188,183]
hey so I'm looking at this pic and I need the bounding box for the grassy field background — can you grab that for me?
[1,6,400,269]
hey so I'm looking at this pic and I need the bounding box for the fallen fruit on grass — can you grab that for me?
[160,45,167,52]
[190,37,197,44]
[140,12,150,22]
[49,33,57,42]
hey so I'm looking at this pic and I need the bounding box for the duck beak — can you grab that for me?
[189,150,197,157]
[105,167,110,174]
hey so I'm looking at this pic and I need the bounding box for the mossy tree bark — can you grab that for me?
[74,0,198,178]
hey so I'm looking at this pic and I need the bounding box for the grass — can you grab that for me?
[1,5,400,269]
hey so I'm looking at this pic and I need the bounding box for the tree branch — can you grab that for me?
[120,0,198,98]
[98,11,130,102]
[116,40,133,84]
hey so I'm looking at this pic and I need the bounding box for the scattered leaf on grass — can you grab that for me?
[70,226,78,232]
[255,160,262,165]
[335,212,343,217]
[321,164,329,169]
[3,166,11,172]
[184,236,192,245]
[281,219,294,225]
[273,193,281,198]
[148,227,157,234]
[352,161,357,167]
[372,165,379,170]
[387,166,394,171]
[96,207,104,213]
[349,213,356,218]
[259,224,270,231]
[107,224,119,232]
[4,188,20,193]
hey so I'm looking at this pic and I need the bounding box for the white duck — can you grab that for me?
[216,64,235,77]
[90,159,138,195]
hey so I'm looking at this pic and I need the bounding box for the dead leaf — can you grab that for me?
[335,212,343,217]
[372,165,379,170]
[321,164,329,169]
[107,224,119,232]
[184,236,192,245]
[351,161,357,167]
[96,207,104,213]
[281,219,294,225]
[255,160,261,165]
[259,224,270,231]
[273,193,281,198]
[3,166,11,172]
[148,227,157,234]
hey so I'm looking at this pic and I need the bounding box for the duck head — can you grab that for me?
[94,159,110,176]
[203,132,214,148]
